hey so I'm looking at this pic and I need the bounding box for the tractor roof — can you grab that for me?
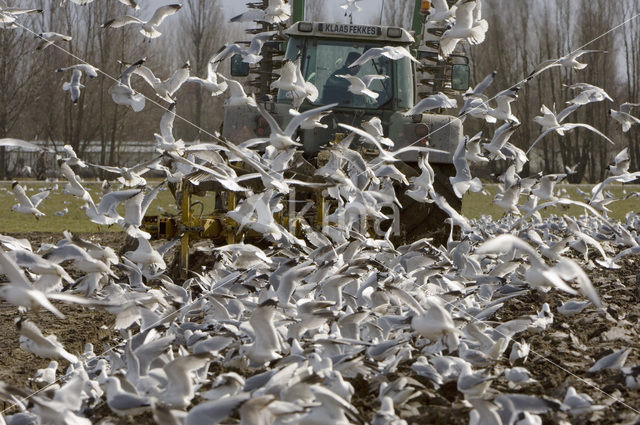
[285,21,415,44]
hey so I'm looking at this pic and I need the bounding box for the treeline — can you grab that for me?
[0,0,243,178]
[1,0,639,183]
[464,0,640,183]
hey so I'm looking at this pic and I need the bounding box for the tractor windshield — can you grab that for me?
[280,38,414,110]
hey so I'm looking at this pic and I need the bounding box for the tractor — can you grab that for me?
[145,0,471,274]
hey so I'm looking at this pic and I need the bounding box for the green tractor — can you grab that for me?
[221,0,470,242]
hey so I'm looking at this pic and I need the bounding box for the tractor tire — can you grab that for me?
[393,162,461,246]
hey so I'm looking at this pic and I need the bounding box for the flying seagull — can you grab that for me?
[527,49,606,80]
[102,4,182,39]
[348,46,419,68]
[11,182,49,218]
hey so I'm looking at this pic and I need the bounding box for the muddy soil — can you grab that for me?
[0,233,639,424]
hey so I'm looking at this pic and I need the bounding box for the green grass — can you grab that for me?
[462,183,640,221]
[0,180,213,233]
[0,181,638,233]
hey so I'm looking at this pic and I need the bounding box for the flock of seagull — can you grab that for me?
[0,0,640,424]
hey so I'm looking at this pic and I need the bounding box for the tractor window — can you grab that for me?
[279,38,412,110]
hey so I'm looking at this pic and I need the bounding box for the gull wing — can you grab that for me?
[248,31,276,55]
[362,74,387,87]
[29,190,50,208]
[147,4,181,28]
[256,102,284,135]
[560,123,614,145]
[454,1,475,29]
[212,44,244,63]
[467,70,496,96]
[0,138,49,152]
[555,103,580,123]
[614,147,630,164]
[349,48,384,68]
[140,181,165,217]
[165,65,190,96]
[476,234,543,264]
[284,103,337,137]
[102,15,143,28]
[527,59,561,79]
[0,248,32,288]
[620,102,640,114]
[11,183,33,207]
[160,103,176,142]
[133,65,162,88]
[118,58,146,86]
[381,45,420,63]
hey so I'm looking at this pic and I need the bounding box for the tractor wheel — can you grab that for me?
[393,162,461,246]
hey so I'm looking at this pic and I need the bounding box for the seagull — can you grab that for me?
[464,70,496,97]
[606,147,630,176]
[336,74,388,100]
[527,112,614,154]
[340,0,364,18]
[403,92,457,116]
[490,86,520,123]
[56,63,99,79]
[58,144,86,168]
[124,236,166,270]
[133,61,190,102]
[109,58,146,112]
[243,299,283,364]
[348,46,419,68]
[271,58,318,108]
[476,235,581,296]
[0,138,52,152]
[11,182,49,218]
[58,159,92,202]
[609,102,640,132]
[482,121,520,160]
[36,32,72,50]
[0,6,42,25]
[154,103,185,154]
[588,347,632,373]
[16,318,78,363]
[533,103,580,133]
[527,49,606,80]
[406,154,435,203]
[218,75,257,107]
[464,131,488,163]
[103,376,151,416]
[450,134,482,198]
[289,108,329,129]
[0,248,65,318]
[186,56,228,96]
[229,0,291,24]
[564,82,613,105]
[102,4,182,39]
[425,0,456,23]
[213,31,276,64]
[90,156,159,186]
[61,68,84,104]
[33,360,58,387]
[531,173,566,201]
[361,116,394,147]
[439,1,488,58]
[159,353,211,408]
[253,102,338,150]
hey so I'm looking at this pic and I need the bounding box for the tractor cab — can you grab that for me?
[223,20,467,164]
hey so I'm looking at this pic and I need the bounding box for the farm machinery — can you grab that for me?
[142,0,471,275]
